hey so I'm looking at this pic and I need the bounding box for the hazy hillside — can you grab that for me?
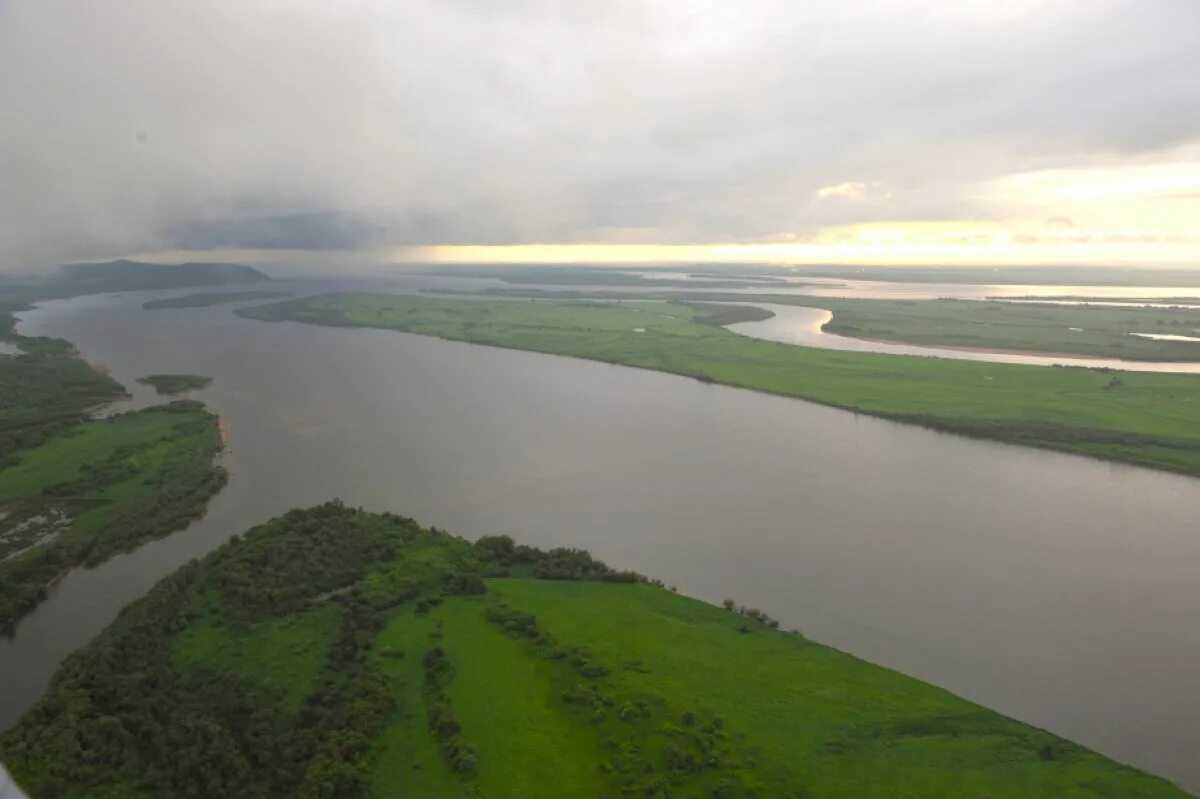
[55,260,268,292]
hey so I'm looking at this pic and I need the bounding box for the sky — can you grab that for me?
[2,0,1199,272]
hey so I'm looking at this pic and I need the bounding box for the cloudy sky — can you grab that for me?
[2,0,1199,272]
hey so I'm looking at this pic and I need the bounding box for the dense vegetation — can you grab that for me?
[0,305,127,466]
[0,503,1187,798]
[0,403,226,628]
[240,294,1200,477]
[0,262,275,627]
[143,290,290,309]
[137,374,213,395]
[0,257,267,463]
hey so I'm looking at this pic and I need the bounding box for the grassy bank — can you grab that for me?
[239,293,1200,477]
[1,503,1187,798]
[0,403,227,628]
[803,297,1200,361]
[0,303,127,466]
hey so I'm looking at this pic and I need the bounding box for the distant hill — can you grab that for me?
[55,259,268,292]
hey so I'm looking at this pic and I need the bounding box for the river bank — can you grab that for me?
[6,283,1200,790]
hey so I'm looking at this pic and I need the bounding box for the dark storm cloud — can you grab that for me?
[1,0,1198,269]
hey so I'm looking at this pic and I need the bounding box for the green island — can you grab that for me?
[239,293,1200,477]
[143,290,291,310]
[0,303,128,466]
[454,287,1200,361]
[137,374,214,395]
[1,501,1186,799]
[1,274,234,627]
[0,257,270,465]
[0,402,227,628]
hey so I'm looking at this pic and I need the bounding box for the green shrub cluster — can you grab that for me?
[474,534,649,583]
[136,374,213,395]
[0,312,125,465]
[423,645,477,774]
[721,599,782,631]
[294,594,394,798]
[0,503,415,797]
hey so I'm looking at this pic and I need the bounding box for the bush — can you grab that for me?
[445,572,486,595]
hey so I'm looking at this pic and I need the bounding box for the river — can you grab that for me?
[2,276,1200,792]
[725,303,1200,373]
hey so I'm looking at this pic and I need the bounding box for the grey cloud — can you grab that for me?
[0,0,1198,269]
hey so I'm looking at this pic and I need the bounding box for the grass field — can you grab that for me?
[0,404,227,627]
[239,293,1200,477]
[809,297,1200,361]
[455,286,1200,361]
[3,504,1188,798]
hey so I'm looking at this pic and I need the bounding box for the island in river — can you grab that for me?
[0,502,1189,799]
[137,374,213,395]
[0,403,226,629]
[0,284,227,628]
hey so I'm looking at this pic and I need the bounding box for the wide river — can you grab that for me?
[3,275,1200,793]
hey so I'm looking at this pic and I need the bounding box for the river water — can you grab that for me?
[726,303,1200,373]
[3,276,1200,792]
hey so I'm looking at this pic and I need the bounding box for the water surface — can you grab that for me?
[726,303,1200,373]
[2,280,1200,792]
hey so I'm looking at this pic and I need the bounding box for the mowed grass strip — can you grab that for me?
[491,579,1190,799]
[434,596,604,799]
[368,611,463,799]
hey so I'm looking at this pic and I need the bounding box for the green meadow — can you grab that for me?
[239,294,1200,477]
[2,504,1188,798]
[0,404,227,627]
[811,297,1200,361]
[459,285,1200,361]
[0,304,126,465]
